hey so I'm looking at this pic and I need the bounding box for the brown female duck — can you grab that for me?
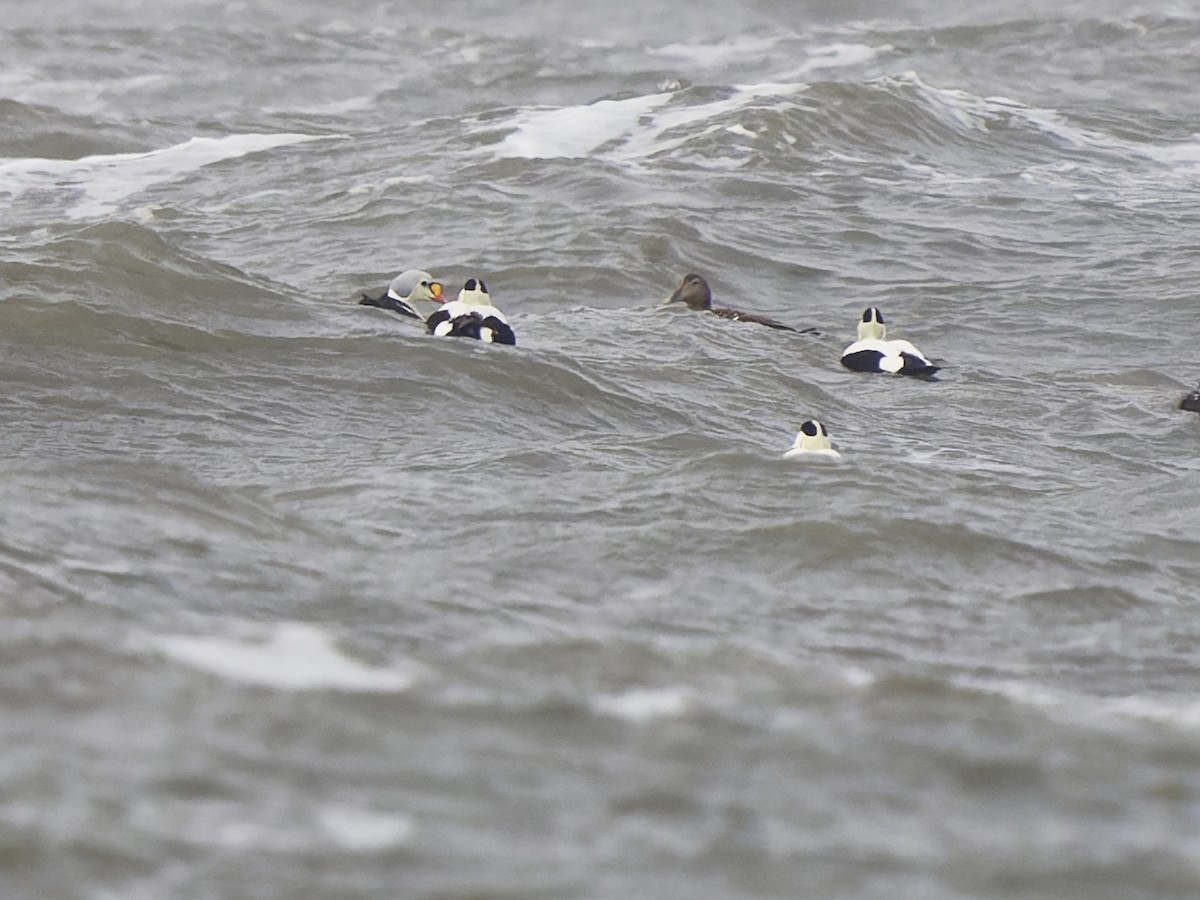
[665,272,815,333]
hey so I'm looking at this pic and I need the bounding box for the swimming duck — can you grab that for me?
[359,269,445,320]
[783,420,842,459]
[840,307,939,377]
[1181,385,1200,412]
[426,278,516,345]
[666,273,816,333]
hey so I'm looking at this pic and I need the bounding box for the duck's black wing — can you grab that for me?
[426,307,458,335]
[480,316,516,346]
[840,348,885,373]
[359,290,421,319]
[897,353,940,378]
[427,309,516,345]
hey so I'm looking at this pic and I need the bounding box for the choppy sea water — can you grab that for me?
[4,1,1200,898]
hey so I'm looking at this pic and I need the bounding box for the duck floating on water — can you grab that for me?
[1181,385,1200,413]
[783,420,842,459]
[840,307,939,378]
[426,278,516,345]
[666,273,816,333]
[359,269,444,320]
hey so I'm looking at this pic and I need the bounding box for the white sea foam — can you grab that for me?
[266,94,376,116]
[490,82,808,163]
[960,676,1200,733]
[592,686,692,722]
[774,42,891,80]
[1137,138,1200,169]
[318,805,415,852]
[0,133,339,219]
[149,622,415,692]
[494,67,1191,173]
[892,71,1099,146]
[651,33,887,79]
[895,69,1200,175]
[0,69,173,115]
[493,92,674,159]
[347,174,434,195]
[650,33,799,68]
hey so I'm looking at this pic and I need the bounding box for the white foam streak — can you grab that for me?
[964,677,1200,733]
[0,70,173,115]
[1138,139,1200,168]
[318,806,415,852]
[775,42,890,80]
[592,687,692,722]
[491,82,808,163]
[897,71,1200,184]
[0,133,338,218]
[650,33,799,68]
[494,68,1200,179]
[895,71,1097,145]
[150,622,415,692]
[494,93,673,159]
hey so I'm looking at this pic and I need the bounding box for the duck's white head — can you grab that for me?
[456,278,492,307]
[388,270,444,304]
[857,307,886,341]
[786,420,841,458]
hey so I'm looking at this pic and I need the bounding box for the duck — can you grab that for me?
[783,420,842,459]
[426,278,516,345]
[665,273,816,333]
[359,269,445,320]
[840,307,939,377]
[1181,385,1200,413]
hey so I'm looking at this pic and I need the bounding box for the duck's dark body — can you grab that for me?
[427,308,516,345]
[840,342,941,378]
[667,273,816,334]
[426,279,517,346]
[709,306,803,331]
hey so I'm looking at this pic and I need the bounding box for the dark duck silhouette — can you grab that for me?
[665,273,816,333]
[1181,385,1200,412]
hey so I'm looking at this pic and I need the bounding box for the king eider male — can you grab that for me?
[666,273,817,334]
[783,420,842,459]
[840,307,939,378]
[359,269,445,320]
[426,278,516,345]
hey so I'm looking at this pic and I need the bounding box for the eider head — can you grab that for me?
[457,278,491,307]
[666,273,713,310]
[786,420,841,458]
[387,269,444,304]
[857,307,886,341]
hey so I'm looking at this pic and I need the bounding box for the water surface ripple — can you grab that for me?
[4,2,1200,898]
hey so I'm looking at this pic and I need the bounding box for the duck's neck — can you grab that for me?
[857,320,885,341]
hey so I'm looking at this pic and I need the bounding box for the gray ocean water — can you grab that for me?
[4,1,1200,897]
